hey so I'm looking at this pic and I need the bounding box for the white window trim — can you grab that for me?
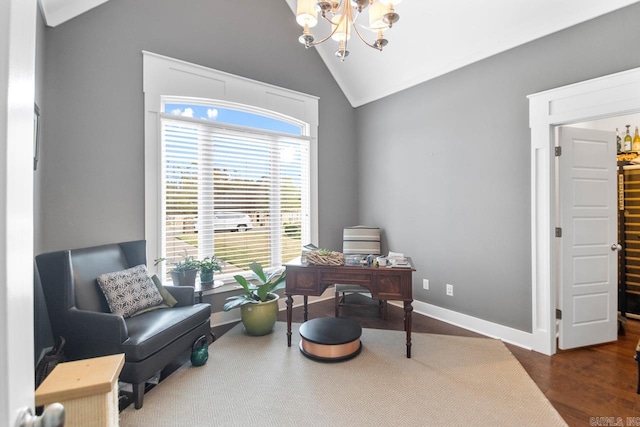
[143,51,319,277]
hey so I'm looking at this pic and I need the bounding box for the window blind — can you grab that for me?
[160,117,310,280]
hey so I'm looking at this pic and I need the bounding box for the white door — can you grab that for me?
[558,127,618,350]
[1,0,37,424]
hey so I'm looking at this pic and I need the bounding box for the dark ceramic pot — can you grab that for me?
[199,269,214,284]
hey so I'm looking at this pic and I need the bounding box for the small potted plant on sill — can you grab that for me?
[199,255,223,285]
[223,262,286,336]
[154,250,200,286]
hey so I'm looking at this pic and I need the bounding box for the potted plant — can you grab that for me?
[155,251,200,286]
[223,262,286,336]
[199,255,223,284]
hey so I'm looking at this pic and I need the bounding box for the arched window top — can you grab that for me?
[163,101,305,136]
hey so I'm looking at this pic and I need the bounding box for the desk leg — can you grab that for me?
[303,295,309,322]
[286,294,293,347]
[404,300,413,358]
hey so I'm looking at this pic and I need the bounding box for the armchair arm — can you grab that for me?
[64,308,129,360]
[164,285,195,307]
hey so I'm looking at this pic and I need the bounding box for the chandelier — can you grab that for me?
[296,0,402,61]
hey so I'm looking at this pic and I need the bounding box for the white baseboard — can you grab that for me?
[389,300,534,350]
[210,310,241,327]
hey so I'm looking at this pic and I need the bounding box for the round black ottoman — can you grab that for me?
[299,317,362,362]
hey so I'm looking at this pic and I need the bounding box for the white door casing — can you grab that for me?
[557,127,617,350]
[529,66,640,355]
[1,0,37,424]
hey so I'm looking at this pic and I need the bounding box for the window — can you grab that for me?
[160,102,310,279]
[143,51,319,283]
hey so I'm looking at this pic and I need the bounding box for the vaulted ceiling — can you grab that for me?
[39,0,640,107]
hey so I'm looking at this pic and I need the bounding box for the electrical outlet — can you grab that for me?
[423,279,429,290]
[446,284,453,296]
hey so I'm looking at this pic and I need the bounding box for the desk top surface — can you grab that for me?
[285,256,415,271]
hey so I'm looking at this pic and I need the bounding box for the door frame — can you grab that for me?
[1,0,37,424]
[528,66,640,355]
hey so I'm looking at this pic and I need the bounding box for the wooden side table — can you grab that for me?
[193,279,224,303]
[35,354,124,427]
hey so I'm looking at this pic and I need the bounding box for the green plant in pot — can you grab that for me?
[199,255,223,284]
[155,251,200,286]
[223,262,286,336]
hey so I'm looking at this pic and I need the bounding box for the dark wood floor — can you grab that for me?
[254,294,637,427]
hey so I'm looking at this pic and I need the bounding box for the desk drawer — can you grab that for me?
[286,268,320,294]
[319,269,372,285]
[373,271,411,299]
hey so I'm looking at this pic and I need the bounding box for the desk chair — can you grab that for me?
[334,226,388,319]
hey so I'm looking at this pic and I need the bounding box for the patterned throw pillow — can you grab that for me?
[97,264,164,318]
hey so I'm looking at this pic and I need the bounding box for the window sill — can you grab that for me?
[168,279,244,296]
[200,282,244,296]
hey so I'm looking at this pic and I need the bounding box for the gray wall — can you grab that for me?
[34,8,54,364]
[38,0,640,335]
[39,0,357,255]
[356,3,640,332]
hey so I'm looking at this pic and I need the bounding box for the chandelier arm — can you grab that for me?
[306,32,336,47]
[306,11,345,47]
[320,13,337,25]
[350,20,379,50]
[350,6,382,50]
[342,2,352,55]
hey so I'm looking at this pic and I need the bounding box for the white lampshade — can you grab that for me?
[331,14,352,42]
[296,0,318,27]
[369,2,388,30]
[379,0,402,5]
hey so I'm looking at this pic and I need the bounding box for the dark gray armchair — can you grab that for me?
[35,240,211,409]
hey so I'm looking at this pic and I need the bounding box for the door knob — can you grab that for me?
[611,243,622,251]
[15,403,64,427]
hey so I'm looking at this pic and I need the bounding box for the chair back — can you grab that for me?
[69,244,135,312]
[343,226,381,255]
[36,240,148,322]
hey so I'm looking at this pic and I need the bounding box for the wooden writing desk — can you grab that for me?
[284,258,415,358]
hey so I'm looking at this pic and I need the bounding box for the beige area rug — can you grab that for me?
[120,322,566,426]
